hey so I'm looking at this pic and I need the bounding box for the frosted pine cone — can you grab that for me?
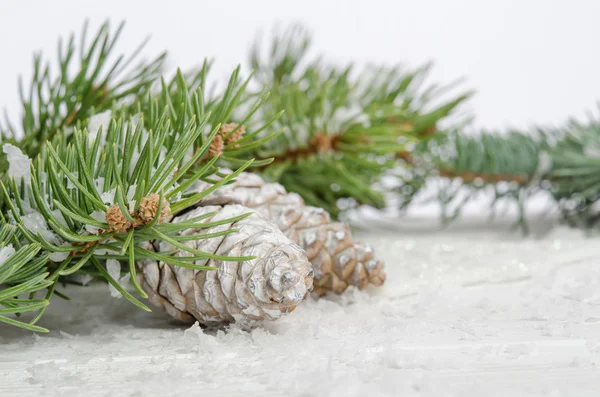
[189,172,386,296]
[137,204,314,325]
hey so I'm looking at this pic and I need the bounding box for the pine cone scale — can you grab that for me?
[159,265,188,311]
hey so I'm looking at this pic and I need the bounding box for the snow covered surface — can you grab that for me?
[1,215,600,397]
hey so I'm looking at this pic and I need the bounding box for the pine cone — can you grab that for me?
[106,204,131,232]
[208,134,224,158]
[138,193,170,224]
[137,204,314,325]
[218,123,245,146]
[189,172,386,296]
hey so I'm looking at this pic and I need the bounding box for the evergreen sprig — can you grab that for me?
[150,64,282,170]
[0,222,52,332]
[0,20,166,164]
[547,118,600,227]
[394,130,547,230]
[1,96,259,314]
[0,21,281,332]
[247,26,471,217]
[394,113,600,230]
[247,26,600,230]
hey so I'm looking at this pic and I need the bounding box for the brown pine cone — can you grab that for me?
[138,193,170,224]
[106,204,132,232]
[189,172,386,296]
[137,204,314,325]
[207,134,224,158]
[218,123,245,146]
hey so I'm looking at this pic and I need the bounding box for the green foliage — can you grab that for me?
[1,98,258,316]
[0,20,166,166]
[396,130,547,228]
[0,21,280,332]
[394,112,600,230]
[148,64,282,170]
[245,26,600,230]
[0,222,52,332]
[548,118,600,227]
[248,25,471,217]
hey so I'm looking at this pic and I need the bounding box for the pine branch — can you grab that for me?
[0,222,52,332]
[0,20,166,167]
[246,26,471,217]
[394,130,547,228]
[395,115,600,230]
[547,119,600,227]
[151,64,282,170]
[1,106,259,323]
[1,63,281,330]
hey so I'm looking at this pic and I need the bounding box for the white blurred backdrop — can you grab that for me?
[0,0,599,131]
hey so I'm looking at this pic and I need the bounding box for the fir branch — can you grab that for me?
[394,130,547,228]
[0,223,52,332]
[141,66,283,172]
[547,118,600,227]
[0,20,166,167]
[395,114,600,230]
[0,63,280,330]
[247,26,471,217]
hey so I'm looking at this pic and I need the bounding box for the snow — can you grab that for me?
[85,210,107,235]
[48,250,69,262]
[2,143,32,184]
[1,213,599,396]
[97,183,137,210]
[100,188,116,206]
[20,211,59,245]
[86,110,112,143]
[106,258,130,298]
[127,184,137,212]
[67,273,94,286]
[0,244,15,265]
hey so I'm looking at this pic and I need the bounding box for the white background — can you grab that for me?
[1,0,599,131]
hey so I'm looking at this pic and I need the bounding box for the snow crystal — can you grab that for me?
[100,188,116,206]
[534,151,553,178]
[21,211,59,244]
[85,210,107,235]
[183,321,206,339]
[59,330,75,339]
[49,251,69,262]
[127,184,137,212]
[3,143,32,184]
[51,209,68,227]
[96,185,137,209]
[94,177,105,194]
[68,273,94,286]
[106,259,130,298]
[0,244,15,265]
[66,172,78,189]
[87,110,112,143]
